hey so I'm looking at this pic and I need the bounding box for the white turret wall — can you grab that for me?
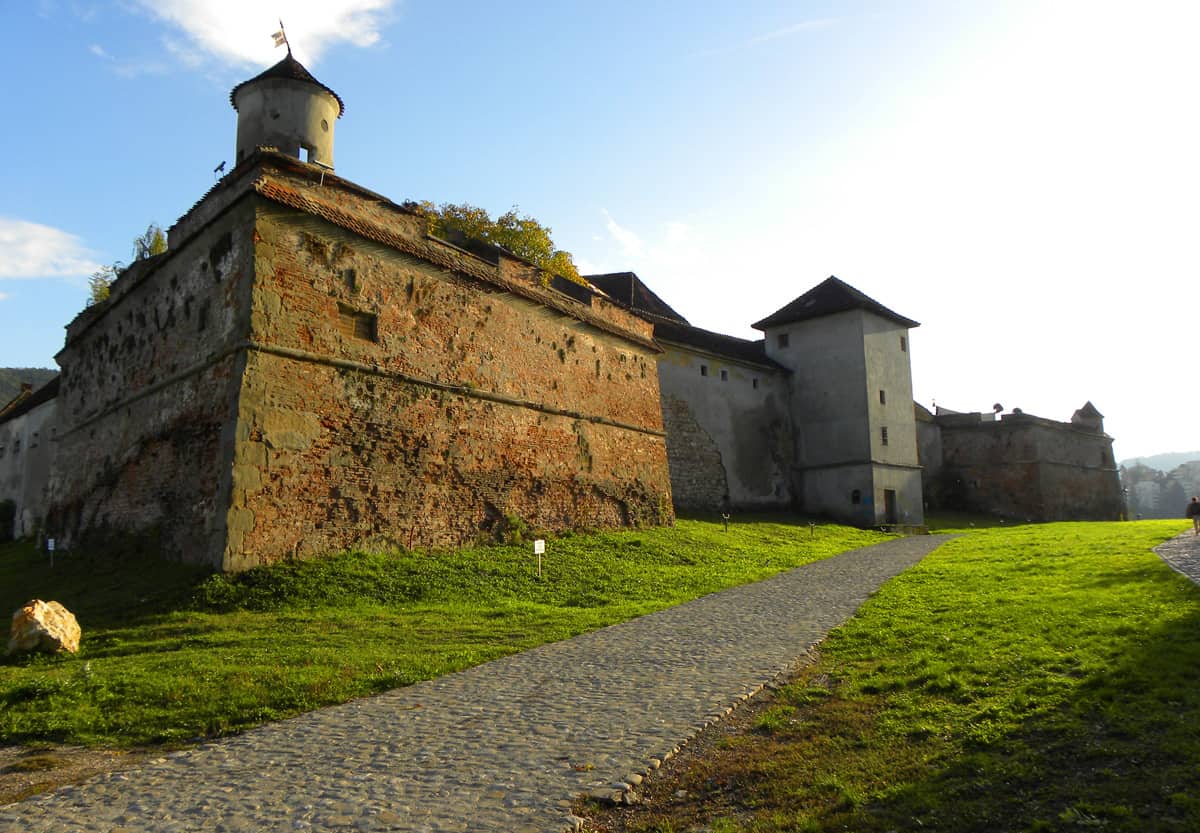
[234,79,339,168]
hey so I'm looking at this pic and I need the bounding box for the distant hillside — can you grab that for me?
[0,368,58,407]
[1121,451,1200,473]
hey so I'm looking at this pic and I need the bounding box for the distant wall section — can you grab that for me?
[925,410,1123,521]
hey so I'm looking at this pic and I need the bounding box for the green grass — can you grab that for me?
[595,519,1197,833]
[0,516,888,747]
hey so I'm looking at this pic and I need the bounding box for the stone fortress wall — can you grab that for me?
[47,203,255,564]
[44,152,672,570]
[655,343,791,511]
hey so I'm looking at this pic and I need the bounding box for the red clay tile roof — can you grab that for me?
[752,275,919,330]
[230,53,345,117]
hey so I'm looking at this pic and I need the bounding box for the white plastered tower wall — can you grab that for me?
[861,312,923,525]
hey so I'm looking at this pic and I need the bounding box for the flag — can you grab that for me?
[272,29,287,48]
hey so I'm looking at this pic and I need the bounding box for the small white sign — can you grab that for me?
[533,539,546,555]
[46,539,56,552]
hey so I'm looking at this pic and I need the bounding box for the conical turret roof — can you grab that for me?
[230,53,345,117]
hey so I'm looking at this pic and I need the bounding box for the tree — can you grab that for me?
[85,222,167,308]
[133,223,167,260]
[87,264,118,306]
[419,202,583,285]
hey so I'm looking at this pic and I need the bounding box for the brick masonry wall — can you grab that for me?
[47,203,256,565]
[224,198,672,567]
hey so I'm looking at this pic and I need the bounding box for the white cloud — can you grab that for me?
[741,19,837,47]
[582,211,749,332]
[88,41,171,78]
[0,218,102,279]
[695,18,837,58]
[131,0,397,67]
[602,210,645,259]
[0,291,9,302]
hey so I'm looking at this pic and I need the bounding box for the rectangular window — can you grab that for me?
[700,364,708,377]
[337,303,378,342]
[900,336,907,352]
[777,333,790,348]
[720,369,728,381]
[879,390,886,405]
[752,378,759,389]
[881,426,889,446]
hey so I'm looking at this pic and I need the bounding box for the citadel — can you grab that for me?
[0,56,1125,568]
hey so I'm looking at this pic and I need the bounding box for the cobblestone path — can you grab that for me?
[1,535,953,833]
[1155,530,1200,583]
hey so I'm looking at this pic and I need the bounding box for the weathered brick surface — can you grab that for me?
[227,202,671,566]
[48,155,673,569]
[47,204,255,563]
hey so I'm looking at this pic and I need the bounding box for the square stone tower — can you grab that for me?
[754,276,924,526]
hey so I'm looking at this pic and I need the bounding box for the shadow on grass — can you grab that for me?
[850,604,1200,832]
[0,539,213,631]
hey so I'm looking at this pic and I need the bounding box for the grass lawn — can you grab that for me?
[0,516,889,747]
[584,519,1197,833]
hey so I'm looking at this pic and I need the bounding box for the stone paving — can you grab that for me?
[1154,530,1200,583]
[0,535,953,833]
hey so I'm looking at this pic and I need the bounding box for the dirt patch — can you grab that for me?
[0,745,154,806]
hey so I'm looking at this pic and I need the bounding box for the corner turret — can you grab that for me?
[230,52,344,169]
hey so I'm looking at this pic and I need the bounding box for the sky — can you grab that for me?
[1,1,1196,463]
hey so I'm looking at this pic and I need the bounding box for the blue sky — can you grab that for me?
[1,1,1196,462]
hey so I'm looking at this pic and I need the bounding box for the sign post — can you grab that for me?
[533,539,545,578]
